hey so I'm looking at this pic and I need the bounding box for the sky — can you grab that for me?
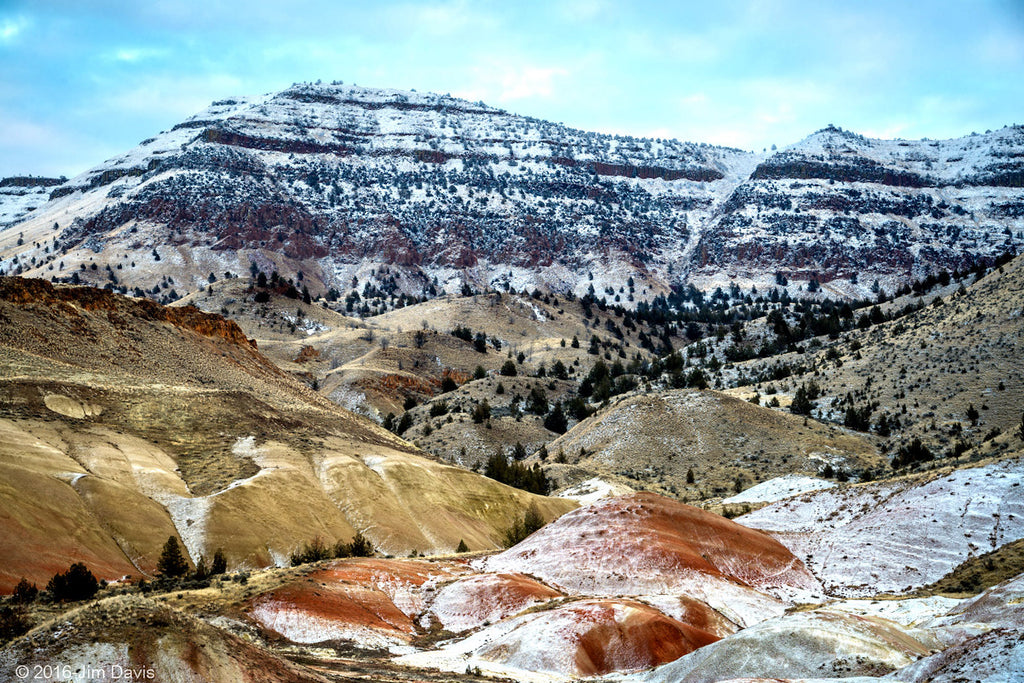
[1,0,1023,178]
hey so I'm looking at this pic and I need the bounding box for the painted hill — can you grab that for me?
[738,456,1024,596]
[0,276,574,592]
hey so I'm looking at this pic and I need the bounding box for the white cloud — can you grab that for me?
[976,30,1024,64]
[497,66,569,102]
[113,47,169,63]
[558,0,611,22]
[0,15,30,43]
[388,0,498,37]
[453,62,572,105]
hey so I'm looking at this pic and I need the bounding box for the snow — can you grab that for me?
[738,458,1024,596]
[556,477,634,505]
[826,595,963,627]
[723,474,836,504]
[249,598,409,649]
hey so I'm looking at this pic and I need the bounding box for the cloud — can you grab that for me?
[0,15,30,43]
[386,0,499,37]
[112,47,169,63]
[976,30,1024,64]
[558,0,611,22]
[497,65,570,102]
[452,62,572,105]
[94,74,245,117]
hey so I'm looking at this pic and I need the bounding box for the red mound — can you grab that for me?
[473,598,720,676]
[483,492,821,601]
[248,558,468,646]
[429,572,563,632]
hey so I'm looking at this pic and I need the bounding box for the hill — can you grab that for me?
[726,251,1024,464]
[537,388,883,499]
[0,277,574,592]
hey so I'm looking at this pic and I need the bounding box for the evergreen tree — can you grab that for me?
[790,384,813,416]
[210,549,227,575]
[12,578,37,604]
[157,536,189,577]
[46,563,99,602]
[544,401,568,434]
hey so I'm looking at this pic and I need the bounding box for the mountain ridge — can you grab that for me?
[1,81,1020,307]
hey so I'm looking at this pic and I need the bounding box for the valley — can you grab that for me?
[0,81,1022,683]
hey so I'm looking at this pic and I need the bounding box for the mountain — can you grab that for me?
[0,176,63,228]
[0,277,575,592]
[1,82,1022,305]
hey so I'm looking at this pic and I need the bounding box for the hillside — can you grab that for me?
[727,251,1024,463]
[1,83,1022,308]
[0,277,575,592]
[537,388,883,498]
[737,455,1024,597]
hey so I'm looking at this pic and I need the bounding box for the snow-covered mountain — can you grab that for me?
[1,82,1022,302]
[0,176,64,227]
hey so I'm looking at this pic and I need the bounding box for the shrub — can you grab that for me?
[290,536,331,566]
[0,605,31,642]
[472,400,491,423]
[210,549,227,575]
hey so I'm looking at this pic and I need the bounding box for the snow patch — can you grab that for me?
[723,474,836,504]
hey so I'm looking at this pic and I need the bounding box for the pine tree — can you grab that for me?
[157,536,189,578]
[543,401,568,434]
[790,384,813,416]
[455,539,469,553]
[210,549,227,575]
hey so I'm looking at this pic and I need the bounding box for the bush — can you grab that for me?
[892,438,933,469]
[12,578,37,604]
[210,549,227,575]
[348,533,374,557]
[543,401,568,434]
[0,605,31,642]
[290,536,331,566]
[472,400,491,423]
[484,452,549,494]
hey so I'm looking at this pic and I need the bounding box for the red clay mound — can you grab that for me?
[248,558,469,647]
[428,572,563,632]
[472,598,720,676]
[483,492,822,602]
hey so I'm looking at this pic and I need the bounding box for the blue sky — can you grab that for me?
[1,0,1023,178]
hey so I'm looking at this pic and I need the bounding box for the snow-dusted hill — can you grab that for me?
[1,82,1021,303]
[0,176,63,227]
[738,457,1024,597]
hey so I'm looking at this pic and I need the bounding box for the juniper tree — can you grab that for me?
[157,536,189,578]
